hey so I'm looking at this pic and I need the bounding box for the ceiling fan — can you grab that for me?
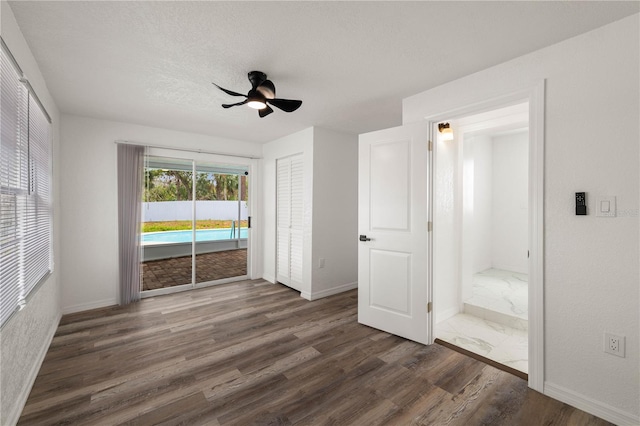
[213,71,302,118]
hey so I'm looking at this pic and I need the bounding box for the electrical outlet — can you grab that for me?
[604,333,625,358]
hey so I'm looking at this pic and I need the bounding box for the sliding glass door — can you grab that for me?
[141,157,194,292]
[193,165,248,285]
[140,155,249,295]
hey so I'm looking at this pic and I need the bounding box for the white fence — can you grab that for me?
[142,201,248,222]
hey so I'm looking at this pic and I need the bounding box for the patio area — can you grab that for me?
[141,248,247,291]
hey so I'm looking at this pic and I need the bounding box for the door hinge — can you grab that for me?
[428,140,433,151]
[248,216,252,229]
[427,302,432,313]
[428,221,432,232]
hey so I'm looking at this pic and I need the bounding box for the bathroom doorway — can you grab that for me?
[433,102,530,376]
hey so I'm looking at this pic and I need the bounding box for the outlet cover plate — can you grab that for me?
[604,332,625,357]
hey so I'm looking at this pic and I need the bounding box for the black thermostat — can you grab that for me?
[576,192,587,215]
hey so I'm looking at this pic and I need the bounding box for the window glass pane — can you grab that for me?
[23,96,52,296]
[141,157,193,291]
[0,43,53,327]
[1,45,28,325]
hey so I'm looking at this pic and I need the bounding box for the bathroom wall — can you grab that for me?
[491,131,528,273]
[470,134,494,274]
[433,133,459,322]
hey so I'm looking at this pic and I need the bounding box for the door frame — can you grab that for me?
[425,81,545,392]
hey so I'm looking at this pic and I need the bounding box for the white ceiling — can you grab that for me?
[8,1,639,144]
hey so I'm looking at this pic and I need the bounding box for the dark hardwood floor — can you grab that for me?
[19,280,611,425]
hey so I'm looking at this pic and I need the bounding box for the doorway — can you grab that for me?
[433,102,530,375]
[140,155,250,295]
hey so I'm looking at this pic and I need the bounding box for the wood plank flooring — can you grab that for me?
[19,280,611,425]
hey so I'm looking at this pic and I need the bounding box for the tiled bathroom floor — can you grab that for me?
[466,268,528,320]
[435,268,529,373]
[436,313,528,373]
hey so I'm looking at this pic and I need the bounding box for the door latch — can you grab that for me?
[359,235,372,242]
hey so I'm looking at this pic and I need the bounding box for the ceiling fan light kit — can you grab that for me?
[213,71,302,118]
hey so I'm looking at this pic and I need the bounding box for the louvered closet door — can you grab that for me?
[276,154,304,291]
[276,158,291,286]
[288,156,304,287]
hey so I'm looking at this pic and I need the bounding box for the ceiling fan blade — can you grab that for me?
[257,80,276,99]
[222,99,248,108]
[212,82,246,97]
[259,105,274,118]
[267,98,302,113]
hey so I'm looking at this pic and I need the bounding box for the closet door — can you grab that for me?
[288,155,304,288]
[276,158,291,286]
[276,154,304,290]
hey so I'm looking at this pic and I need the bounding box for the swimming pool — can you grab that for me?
[142,228,248,244]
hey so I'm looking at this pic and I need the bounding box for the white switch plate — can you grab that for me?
[595,196,616,217]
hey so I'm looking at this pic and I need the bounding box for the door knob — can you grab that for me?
[359,235,372,242]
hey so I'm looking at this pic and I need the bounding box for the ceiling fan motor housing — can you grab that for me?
[248,71,267,88]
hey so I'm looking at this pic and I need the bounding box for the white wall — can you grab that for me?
[463,130,528,276]
[0,3,62,424]
[459,134,493,303]
[59,114,261,314]
[471,135,493,274]
[309,127,358,299]
[491,131,528,273]
[261,126,359,300]
[404,14,639,423]
[433,133,459,322]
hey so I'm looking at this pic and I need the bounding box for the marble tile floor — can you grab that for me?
[464,268,528,330]
[436,269,529,374]
[436,313,528,373]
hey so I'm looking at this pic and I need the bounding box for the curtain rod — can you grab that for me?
[114,140,262,159]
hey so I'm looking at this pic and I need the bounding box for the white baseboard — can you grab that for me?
[435,306,459,324]
[301,281,358,301]
[62,298,118,315]
[300,291,311,300]
[262,273,276,284]
[491,263,527,275]
[7,311,61,426]
[544,382,639,425]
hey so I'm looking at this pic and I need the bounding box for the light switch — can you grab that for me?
[596,196,616,217]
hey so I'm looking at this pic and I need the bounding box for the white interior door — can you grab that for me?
[358,122,431,344]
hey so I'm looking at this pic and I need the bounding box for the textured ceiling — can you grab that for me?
[8,1,639,144]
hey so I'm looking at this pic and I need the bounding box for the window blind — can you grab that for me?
[0,40,52,327]
[24,95,52,297]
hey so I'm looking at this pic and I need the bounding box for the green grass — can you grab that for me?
[142,220,248,233]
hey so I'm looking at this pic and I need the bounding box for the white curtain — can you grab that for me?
[117,143,144,305]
